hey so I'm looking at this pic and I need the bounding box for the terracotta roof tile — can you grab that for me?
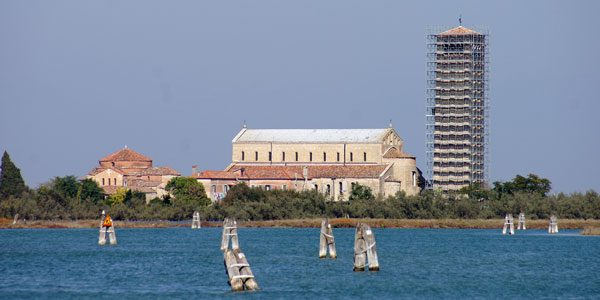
[87,167,126,176]
[438,26,480,35]
[193,165,389,180]
[383,148,416,159]
[99,148,152,162]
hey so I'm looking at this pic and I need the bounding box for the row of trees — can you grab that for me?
[1,150,599,221]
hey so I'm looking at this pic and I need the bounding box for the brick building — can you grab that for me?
[193,124,423,201]
[84,147,181,201]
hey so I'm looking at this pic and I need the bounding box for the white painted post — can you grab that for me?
[221,217,239,251]
[353,223,379,271]
[192,211,201,229]
[502,214,514,235]
[549,215,558,234]
[319,218,337,259]
[517,213,526,230]
[98,213,117,245]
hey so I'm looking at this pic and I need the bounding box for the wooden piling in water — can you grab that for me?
[549,215,558,234]
[12,214,19,225]
[221,217,239,251]
[517,213,526,230]
[191,211,201,229]
[223,248,259,291]
[502,214,514,235]
[353,223,379,271]
[319,218,337,259]
[98,213,117,245]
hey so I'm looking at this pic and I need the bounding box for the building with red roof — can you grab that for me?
[84,147,181,201]
[192,124,423,201]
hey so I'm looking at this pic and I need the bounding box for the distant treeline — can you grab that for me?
[1,151,599,221]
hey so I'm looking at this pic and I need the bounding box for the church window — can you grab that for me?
[339,182,343,195]
[114,178,117,185]
[350,152,353,162]
[295,152,298,161]
[269,152,272,161]
[310,152,313,162]
[102,178,105,185]
[255,151,258,161]
[282,152,285,161]
[337,152,340,162]
[326,184,331,196]
[242,151,245,161]
[364,152,367,161]
[108,178,111,186]
[112,162,115,167]
[323,152,326,161]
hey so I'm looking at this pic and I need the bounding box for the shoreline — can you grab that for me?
[2,218,600,230]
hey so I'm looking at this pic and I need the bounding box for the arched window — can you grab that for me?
[323,152,326,161]
[310,152,313,162]
[269,152,272,161]
[339,182,343,195]
[364,152,367,161]
[295,152,298,161]
[282,152,285,161]
[114,178,117,185]
[102,178,105,186]
[350,152,353,162]
[242,151,245,161]
[255,151,258,161]
[326,184,331,196]
[337,152,340,162]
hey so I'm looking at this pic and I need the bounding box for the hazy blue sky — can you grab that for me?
[1,1,598,194]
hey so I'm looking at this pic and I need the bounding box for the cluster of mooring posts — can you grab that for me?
[191,211,201,229]
[353,223,379,271]
[549,215,559,233]
[319,218,337,259]
[502,214,515,235]
[517,212,526,230]
[98,211,117,245]
[221,217,258,292]
[501,213,559,234]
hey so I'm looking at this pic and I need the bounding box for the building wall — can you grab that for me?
[89,169,124,187]
[232,142,384,165]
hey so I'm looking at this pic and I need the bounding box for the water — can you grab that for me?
[1,227,598,299]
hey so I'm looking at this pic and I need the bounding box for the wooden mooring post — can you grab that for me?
[353,223,379,271]
[191,211,201,229]
[221,217,239,251]
[224,248,259,291]
[12,213,19,225]
[502,214,514,235]
[319,218,337,259]
[517,213,526,230]
[548,215,558,234]
[98,212,117,245]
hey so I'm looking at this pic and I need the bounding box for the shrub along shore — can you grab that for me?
[2,218,600,230]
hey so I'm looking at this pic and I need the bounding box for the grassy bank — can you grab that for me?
[3,218,600,230]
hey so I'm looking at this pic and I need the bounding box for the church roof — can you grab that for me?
[438,26,481,35]
[233,128,391,143]
[383,148,416,159]
[194,164,390,180]
[99,148,152,162]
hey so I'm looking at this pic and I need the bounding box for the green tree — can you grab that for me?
[107,187,128,206]
[165,177,210,206]
[78,178,104,203]
[0,151,28,199]
[493,174,552,197]
[348,183,374,201]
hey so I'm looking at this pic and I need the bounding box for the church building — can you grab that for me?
[192,124,423,201]
[84,147,181,201]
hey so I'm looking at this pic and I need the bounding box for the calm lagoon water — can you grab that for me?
[1,227,598,299]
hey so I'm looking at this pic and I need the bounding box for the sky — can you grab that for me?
[1,0,599,194]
